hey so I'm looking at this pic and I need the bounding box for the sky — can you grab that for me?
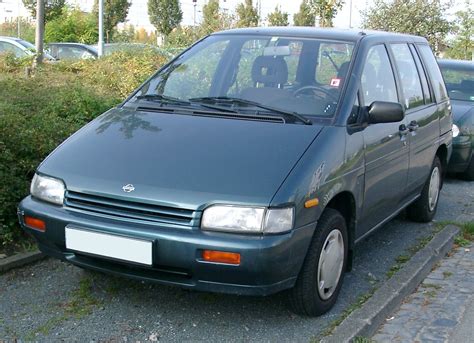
[71,0,372,31]
[1,0,464,32]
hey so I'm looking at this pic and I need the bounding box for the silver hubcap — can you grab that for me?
[317,229,344,300]
[428,166,440,212]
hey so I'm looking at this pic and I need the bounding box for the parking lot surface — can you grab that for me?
[1,178,473,342]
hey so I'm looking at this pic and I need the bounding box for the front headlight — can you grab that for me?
[30,174,65,205]
[452,124,460,138]
[201,205,294,234]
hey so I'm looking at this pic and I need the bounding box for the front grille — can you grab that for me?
[65,191,197,226]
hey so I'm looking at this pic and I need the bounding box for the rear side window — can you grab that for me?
[361,45,398,106]
[417,44,448,103]
[391,43,424,109]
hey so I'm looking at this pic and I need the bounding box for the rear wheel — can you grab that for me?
[407,156,442,222]
[288,208,348,316]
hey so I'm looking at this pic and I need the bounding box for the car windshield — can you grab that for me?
[17,39,55,60]
[131,34,354,119]
[440,63,474,102]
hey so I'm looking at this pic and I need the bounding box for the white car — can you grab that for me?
[0,36,55,60]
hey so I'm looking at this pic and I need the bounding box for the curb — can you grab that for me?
[0,250,46,273]
[322,224,460,343]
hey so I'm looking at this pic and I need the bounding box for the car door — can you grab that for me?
[359,44,410,233]
[389,43,439,197]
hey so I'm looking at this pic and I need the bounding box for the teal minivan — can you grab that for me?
[19,28,452,316]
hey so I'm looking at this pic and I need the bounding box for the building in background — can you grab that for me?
[0,0,31,24]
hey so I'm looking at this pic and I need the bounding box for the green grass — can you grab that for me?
[436,221,474,246]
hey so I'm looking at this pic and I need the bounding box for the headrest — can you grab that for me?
[251,55,288,86]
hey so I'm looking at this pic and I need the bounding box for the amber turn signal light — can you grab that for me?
[304,198,319,208]
[202,250,241,265]
[24,216,46,232]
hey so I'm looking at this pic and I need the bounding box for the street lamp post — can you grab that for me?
[98,0,104,57]
[34,0,44,64]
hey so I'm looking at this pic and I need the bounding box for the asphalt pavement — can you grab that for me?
[0,178,473,342]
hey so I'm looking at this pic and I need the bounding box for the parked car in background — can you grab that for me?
[94,43,177,58]
[19,28,452,317]
[0,36,55,60]
[438,59,474,180]
[47,43,98,60]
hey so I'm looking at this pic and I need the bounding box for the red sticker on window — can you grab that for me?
[330,78,341,87]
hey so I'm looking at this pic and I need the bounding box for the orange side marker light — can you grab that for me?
[305,198,319,208]
[202,250,241,265]
[24,215,46,232]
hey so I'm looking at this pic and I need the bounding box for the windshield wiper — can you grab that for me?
[135,94,238,113]
[136,94,191,105]
[189,96,312,125]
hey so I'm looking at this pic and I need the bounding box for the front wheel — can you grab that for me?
[407,156,442,222]
[288,208,348,316]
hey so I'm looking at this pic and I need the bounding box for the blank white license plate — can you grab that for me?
[65,227,153,265]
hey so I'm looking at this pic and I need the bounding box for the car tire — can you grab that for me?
[462,154,474,181]
[288,208,348,316]
[407,156,442,222]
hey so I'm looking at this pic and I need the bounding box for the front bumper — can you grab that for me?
[18,196,315,296]
[448,135,473,173]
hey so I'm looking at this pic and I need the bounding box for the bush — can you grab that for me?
[0,50,169,247]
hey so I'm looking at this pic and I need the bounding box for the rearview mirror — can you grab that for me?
[368,101,404,124]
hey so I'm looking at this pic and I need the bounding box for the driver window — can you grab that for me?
[361,45,398,106]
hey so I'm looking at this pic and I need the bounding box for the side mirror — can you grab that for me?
[367,101,404,124]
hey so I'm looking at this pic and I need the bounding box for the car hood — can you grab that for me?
[451,100,474,124]
[38,108,323,210]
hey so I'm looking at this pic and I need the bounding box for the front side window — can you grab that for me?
[133,35,355,119]
[391,43,424,109]
[361,45,398,107]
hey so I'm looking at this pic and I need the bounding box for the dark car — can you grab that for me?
[18,28,452,316]
[438,59,474,180]
[47,43,98,60]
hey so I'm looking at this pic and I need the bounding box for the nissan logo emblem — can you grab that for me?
[122,184,135,193]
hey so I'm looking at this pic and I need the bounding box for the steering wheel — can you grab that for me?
[294,85,339,101]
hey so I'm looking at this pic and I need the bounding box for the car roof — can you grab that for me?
[438,59,474,70]
[48,42,88,46]
[0,36,21,42]
[212,27,428,43]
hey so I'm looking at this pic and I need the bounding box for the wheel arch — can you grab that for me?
[436,144,448,187]
[324,190,357,271]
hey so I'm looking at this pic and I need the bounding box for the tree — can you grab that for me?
[93,0,131,43]
[308,0,344,27]
[22,0,65,22]
[45,7,98,44]
[148,0,183,39]
[445,1,473,60]
[200,0,233,35]
[267,6,289,26]
[236,0,259,28]
[293,0,315,26]
[362,0,452,53]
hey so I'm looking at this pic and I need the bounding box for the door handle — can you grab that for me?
[408,120,419,132]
